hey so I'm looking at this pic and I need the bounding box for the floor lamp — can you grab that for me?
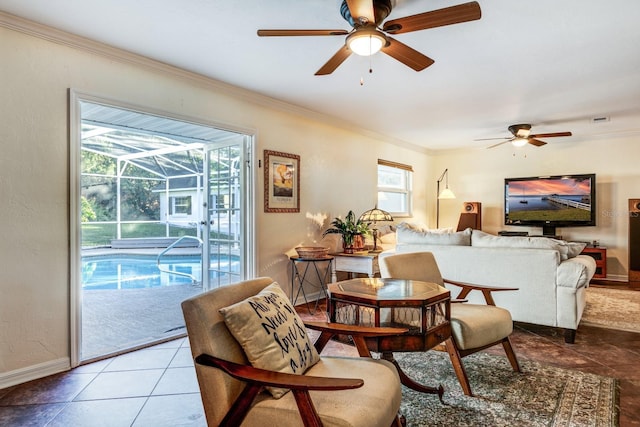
[436,169,456,228]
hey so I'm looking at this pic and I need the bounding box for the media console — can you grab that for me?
[580,246,607,279]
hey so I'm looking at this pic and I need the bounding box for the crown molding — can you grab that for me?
[0,10,428,154]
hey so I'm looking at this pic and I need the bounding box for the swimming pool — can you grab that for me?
[81,255,239,290]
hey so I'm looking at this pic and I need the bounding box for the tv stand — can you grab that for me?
[542,224,557,237]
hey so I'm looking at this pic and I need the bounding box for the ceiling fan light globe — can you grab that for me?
[512,137,528,147]
[347,29,386,56]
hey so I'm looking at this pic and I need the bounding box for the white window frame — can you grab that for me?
[170,195,192,216]
[377,159,413,217]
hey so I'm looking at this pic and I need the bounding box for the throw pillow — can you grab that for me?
[219,282,320,398]
[566,241,588,258]
[397,222,471,246]
[471,230,569,259]
[379,232,397,244]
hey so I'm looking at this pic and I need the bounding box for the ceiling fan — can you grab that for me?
[257,0,481,75]
[477,124,573,149]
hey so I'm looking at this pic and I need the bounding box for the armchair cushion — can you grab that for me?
[450,303,513,350]
[242,357,402,427]
[219,282,320,398]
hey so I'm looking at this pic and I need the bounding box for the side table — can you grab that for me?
[330,252,379,282]
[290,255,333,314]
[328,277,451,400]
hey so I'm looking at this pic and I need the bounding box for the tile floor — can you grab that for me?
[0,338,204,426]
[1,291,640,426]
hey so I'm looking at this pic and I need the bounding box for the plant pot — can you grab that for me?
[343,234,365,254]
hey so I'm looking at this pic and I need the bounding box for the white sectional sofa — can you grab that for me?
[380,224,597,343]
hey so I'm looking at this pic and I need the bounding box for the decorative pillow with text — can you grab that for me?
[219,282,320,398]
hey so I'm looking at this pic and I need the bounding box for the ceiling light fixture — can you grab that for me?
[346,27,386,56]
[511,137,528,147]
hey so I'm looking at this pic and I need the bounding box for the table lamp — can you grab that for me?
[359,206,394,252]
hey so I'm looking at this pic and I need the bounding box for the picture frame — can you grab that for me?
[264,150,300,213]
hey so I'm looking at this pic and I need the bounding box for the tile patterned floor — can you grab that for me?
[0,339,204,426]
[1,295,640,426]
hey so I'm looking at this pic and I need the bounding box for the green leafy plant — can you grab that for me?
[322,210,370,247]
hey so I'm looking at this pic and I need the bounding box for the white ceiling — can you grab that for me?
[2,0,640,150]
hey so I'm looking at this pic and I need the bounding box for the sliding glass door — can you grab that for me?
[71,92,254,364]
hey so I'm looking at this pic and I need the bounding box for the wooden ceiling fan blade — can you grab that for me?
[257,29,349,37]
[529,132,572,138]
[381,37,434,71]
[474,137,511,141]
[383,1,481,34]
[528,138,547,147]
[486,140,510,149]
[346,0,376,25]
[315,45,352,75]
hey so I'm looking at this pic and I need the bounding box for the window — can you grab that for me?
[377,159,413,217]
[170,196,192,215]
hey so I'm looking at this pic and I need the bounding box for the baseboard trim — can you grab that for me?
[0,358,70,390]
[591,276,628,286]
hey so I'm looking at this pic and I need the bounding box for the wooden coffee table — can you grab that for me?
[328,278,451,399]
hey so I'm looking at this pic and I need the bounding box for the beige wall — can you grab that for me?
[0,22,430,382]
[431,134,640,281]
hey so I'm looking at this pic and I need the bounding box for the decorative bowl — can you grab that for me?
[295,246,329,258]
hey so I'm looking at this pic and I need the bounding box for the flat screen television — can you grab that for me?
[504,174,596,236]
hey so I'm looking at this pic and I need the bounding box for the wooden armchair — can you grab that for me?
[379,252,521,396]
[182,277,406,427]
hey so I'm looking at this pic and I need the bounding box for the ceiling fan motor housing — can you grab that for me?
[340,0,393,26]
[508,124,532,137]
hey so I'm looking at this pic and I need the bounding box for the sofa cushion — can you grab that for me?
[219,282,320,398]
[471,230,575,259]
[397,223,470,246]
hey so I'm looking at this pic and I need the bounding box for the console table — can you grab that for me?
[581,246,607,278]
[330,252,379,282]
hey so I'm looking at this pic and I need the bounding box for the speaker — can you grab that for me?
[462,202,481,214]
[457,202,482,231]
[630,199,640,284]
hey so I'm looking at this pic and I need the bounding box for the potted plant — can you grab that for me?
[323,210,370,254]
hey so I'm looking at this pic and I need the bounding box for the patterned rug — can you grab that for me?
[394,352,619,427]
[581,287,640,332]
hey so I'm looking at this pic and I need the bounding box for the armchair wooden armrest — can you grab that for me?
[443,278,518,306]
[304,321,408,357]
[195,353,363,427]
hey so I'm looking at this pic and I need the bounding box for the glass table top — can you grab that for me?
[330,278,449,301]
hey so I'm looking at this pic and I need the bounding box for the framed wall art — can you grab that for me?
[264,150,300,213]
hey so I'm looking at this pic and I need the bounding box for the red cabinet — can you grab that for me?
[580,246,607,279]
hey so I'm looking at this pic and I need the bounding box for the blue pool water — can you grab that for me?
[82,255,239,290]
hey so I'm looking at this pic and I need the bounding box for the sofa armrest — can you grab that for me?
[443,278,518,306]
[557,255,596,289]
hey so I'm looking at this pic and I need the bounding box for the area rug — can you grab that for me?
[581,286,640,332]
[394,352,619,427]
